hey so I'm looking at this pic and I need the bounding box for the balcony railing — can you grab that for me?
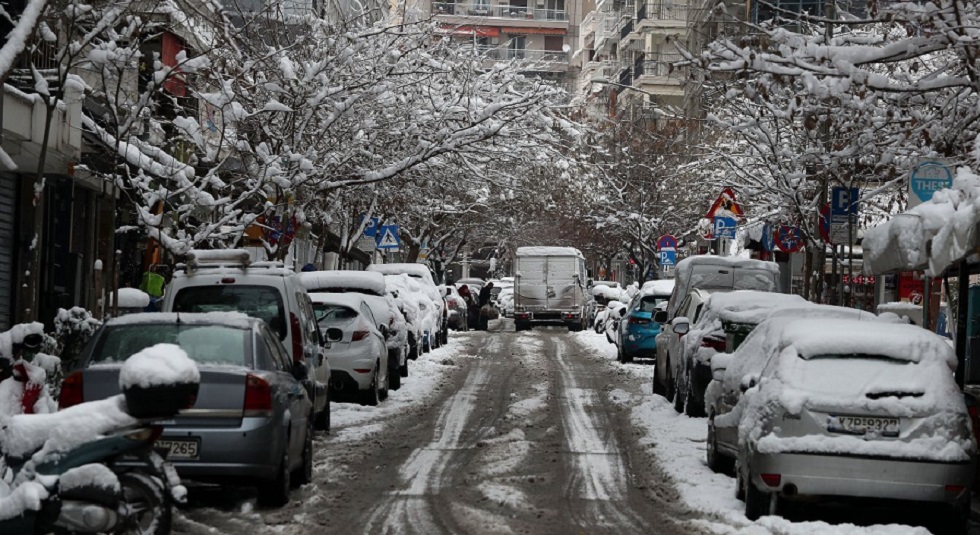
[636,2,647,21]
[619,67,633,86]
[470,45,570,62]
[432,2,568,20]
[620,18,633,38]
[640,59,685,78]
[640,1,689,21]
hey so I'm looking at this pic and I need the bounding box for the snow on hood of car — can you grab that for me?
[704,291,809,324]
[308,292,368,310]
[639,280,675,296]
[298,270,386,296]
[367,263,434,284]
[119,343,201,390]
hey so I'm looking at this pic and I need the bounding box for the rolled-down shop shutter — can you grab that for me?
[0,177,16,331]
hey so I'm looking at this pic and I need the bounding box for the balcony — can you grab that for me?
[468,46,570,68]
[594,12,621,50]
[619,18,633,39]
[633,53,686,97]
[618,67,633,87]
[432,2,568,21]
[635,1,689,33]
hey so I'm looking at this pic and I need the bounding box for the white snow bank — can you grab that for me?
[119,343,200,390]
[0,396,137,459]
[0,480,48,522]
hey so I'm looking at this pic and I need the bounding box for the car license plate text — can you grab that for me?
[157,439,200,459]
[828,415,899,437]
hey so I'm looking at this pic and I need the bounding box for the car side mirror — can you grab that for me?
[292,361,309,381]
[653,311,668,324]
[671,317,689,335]
[740,373,760,393]
[326,327,343,342]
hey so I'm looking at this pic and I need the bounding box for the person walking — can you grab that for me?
[477,282,494,331]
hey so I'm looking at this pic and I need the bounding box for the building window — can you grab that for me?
[507,35,526,59]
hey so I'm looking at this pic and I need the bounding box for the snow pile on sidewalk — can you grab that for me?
[119,343,200,389]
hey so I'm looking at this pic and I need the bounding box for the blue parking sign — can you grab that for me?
[659,250,676,266]
[713,216,737,239]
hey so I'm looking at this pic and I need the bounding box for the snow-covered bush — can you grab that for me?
[54,307,101,370]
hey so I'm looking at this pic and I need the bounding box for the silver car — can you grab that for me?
[310,293,390,406]
[717,317,974,525]
[65,312,314,507]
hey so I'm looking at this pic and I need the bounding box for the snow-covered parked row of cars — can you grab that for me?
[613,255,976,529]
[55,250,453,510]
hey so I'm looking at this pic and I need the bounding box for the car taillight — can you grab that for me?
[628,316,650,325]
[701,337,726,352]
[59,371,84,409]
[761,473,781,487]
[290,312,304,362]
[244,374,272,416]
[352,329,370,341]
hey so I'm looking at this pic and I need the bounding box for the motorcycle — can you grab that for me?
[0,335,197,534]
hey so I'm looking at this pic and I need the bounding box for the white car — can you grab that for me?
[367,264,447,344]
[439,285,468,330]
[384,274,438,354]
[309,293,390,406]
[496,288,514,318]
[298,270,409,390]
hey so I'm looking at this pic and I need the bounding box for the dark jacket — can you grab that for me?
[478,284,493,307]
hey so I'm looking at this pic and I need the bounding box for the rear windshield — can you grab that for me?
[638,296,668,312]
[173,286,286,340]
[313,304,358,329]
[91,324,249,366]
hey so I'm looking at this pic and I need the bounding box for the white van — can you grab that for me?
[513,246,589,332]
[162,250,331,430]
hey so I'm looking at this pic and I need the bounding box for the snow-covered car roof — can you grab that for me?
[104,312,255,329]
[701,291,809,325]
[308,292,370,311]
[516,246,584,258]
[639,280,676,297]
[298,271,386,296]
[367,263,434,284]
[776,318,957,368]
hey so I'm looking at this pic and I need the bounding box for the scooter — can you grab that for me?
[0,412,183,534]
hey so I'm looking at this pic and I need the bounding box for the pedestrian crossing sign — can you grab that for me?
[376,225,401,249]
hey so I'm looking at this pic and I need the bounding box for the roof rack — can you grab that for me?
[177,249,289,274]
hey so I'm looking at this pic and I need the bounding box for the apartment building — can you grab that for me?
[421,0,586,86]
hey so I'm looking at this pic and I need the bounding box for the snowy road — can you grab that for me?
[172,323,692,534]
[172,324,972,534]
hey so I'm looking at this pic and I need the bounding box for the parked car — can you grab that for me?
[669,291,809,416]
[704,303,894,472]
[162,249,330,430]
[298,270,409,390]
[614,280,675,364]
[440,285,468,330]
[715,317,974,526]
[63,312,314,507]
[384,273,436,354]
[309,293,391,406]
[367,264,448,345]
[653,287,714,404]
[603,300,629,345]
[496,287,514,318]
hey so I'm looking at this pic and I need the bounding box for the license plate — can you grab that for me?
[828,415,899,437]
[157,438,200,460]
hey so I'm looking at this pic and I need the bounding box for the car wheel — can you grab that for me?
[258,451,290,508]
[409,340,419,360]
[361,370,380,406]
[399,356,409,378]
[673,370,685,414]
[664,362,676,401]
[118,472,171,535]
[379,363,389,401]
[734,460,745,501]
[743,467,772,521]
[292,415,314,487]
[621,347,633,364]
[314,386,330,432]
[684,372,705,417]
[706,415,734,474]
[652,372,666,397]
[389,357,402,391]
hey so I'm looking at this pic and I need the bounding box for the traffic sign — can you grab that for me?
[713,216,737,239]
[657,234,678,251]
[706,187,743,219]
[659,250,676,266]
[909,160,953,208]
[360,215,380,238]
[376,225,401,249]
[830,187,859,245]
[774,225,803,253]
[761,223,776,252]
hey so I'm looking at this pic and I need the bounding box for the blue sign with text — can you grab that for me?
[910,161,953,206]
[713,216,737,239]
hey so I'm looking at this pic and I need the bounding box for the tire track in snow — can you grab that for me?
[363,361,490,534]
[554,336,647,531]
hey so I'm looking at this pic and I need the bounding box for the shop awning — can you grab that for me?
[440,24,500,37]
[863,171,980,276]
[501,27,565,35]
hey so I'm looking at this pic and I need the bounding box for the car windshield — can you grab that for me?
[91,324,249,366]
[173,285,286,340]
[638,296,668,312]
[313,303,358,329]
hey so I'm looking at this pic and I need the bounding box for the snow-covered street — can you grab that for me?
[165,324,974,534]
